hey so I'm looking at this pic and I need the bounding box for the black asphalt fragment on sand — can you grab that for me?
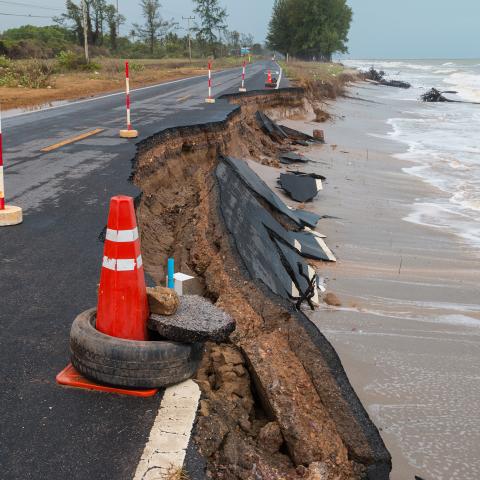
[272,237,318,303]
[279,151,310,164]
[279,124,321,143]
[279,172,323,202]
[0,60,284,480]
[290,231,336,262]
[220,155,320,229]
[148,295,235,343]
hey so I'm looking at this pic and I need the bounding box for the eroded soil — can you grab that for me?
[133,91,386,479]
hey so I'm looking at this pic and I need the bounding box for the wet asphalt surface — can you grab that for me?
[0,60,285,480]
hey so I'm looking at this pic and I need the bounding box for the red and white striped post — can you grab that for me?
[0,107,22,226]
[205,61,215,104]
[239,60,247,92]
[0,110,4,211]
[120,61,139,138]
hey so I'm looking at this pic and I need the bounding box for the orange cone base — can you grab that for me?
[205,98,216,104]
[0,205,23,226]
[120,129,139,139]
[56,363,158,398]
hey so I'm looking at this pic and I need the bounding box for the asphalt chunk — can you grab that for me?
[279,173,323,202]
[148,295,235,343]
[221,155,320,228]
[279,151,310,164]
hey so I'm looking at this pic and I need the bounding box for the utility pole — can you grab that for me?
[116,0,120,36]
[81,0,89,64]
[182,16,195,62]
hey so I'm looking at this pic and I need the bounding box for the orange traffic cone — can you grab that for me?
[96,195,149,340]
[267,70,272,84]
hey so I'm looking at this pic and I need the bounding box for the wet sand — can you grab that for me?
[252,83,480,479]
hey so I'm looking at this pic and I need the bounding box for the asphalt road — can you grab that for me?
[0,60,286,480]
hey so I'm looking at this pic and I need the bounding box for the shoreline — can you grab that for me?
[278,83,480,479]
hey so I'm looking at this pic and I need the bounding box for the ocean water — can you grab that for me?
[344,59,480,249]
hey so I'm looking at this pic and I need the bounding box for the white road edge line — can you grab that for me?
[276,63,283,89]
[133,379,201,480]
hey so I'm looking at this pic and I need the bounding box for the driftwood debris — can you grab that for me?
[421,88,480,105]
[421,88,450,102]
[364,67,411,89]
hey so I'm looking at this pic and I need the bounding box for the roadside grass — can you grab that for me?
[0,56,255,111]
[280,60,359,100]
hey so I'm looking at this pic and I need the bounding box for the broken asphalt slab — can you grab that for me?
[215,156,337,304]
[256,111,288,142]
[148,295,235,343]
[279,151,310,164]
[220,155,321,229]
[279,172,323,202]
[279,124,323,144]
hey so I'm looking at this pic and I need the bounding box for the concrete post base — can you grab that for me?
[0,205,23,226]
[120,129,139,139]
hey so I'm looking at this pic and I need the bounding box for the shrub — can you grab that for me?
[0,54,11,68]
[13,59,55,88]
[0,58,55,88]
[56,50,100,72]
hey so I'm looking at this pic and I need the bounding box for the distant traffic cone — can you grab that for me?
[96,195,149,340]
[267,70,272,84]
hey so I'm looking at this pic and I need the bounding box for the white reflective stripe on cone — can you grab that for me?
[105,227,139,242]
[116,259,136,271]
[102,255,143,271]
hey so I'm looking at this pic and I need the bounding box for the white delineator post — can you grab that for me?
[120,61,139,138]
[205,61,215,104]
[239,60,247,92]
[0,111,4,212]
[0,108,22,226]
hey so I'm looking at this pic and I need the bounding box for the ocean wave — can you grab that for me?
[386,103,480,249]
[443,72,480,102]
[433,68,458,75]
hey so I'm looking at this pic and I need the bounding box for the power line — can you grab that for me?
[0,0,62,11]
[0,11,53,18]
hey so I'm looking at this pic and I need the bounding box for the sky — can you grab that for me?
[0,0,479,59]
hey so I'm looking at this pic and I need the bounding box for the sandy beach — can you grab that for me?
[251,82,480,480]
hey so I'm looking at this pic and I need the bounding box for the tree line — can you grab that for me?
[267,0,352,61]
[0,0,262,60]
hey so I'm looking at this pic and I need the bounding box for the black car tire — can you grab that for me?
[70,308,203,388]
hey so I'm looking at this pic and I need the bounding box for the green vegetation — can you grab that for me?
[0,1,261,63]
[0,56,55,88]
[0,25,74,59]
[193,0,228,56]
[133,0,174,54]
[267,0,352,61]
